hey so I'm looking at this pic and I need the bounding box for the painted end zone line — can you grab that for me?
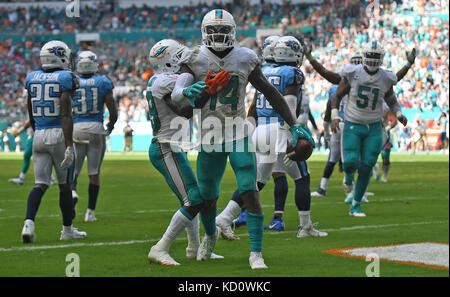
[0,220,447,252]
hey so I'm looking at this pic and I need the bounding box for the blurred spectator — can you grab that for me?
[438,111,449,152]
[123,121,133,152]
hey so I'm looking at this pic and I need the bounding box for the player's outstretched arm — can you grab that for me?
[385,111,398,132]
[308,111,319,131]
[384,87,407,126]
[396,48,416,82]
[330,78,351,132]
[300,39,341,84]
[104,91,118,135]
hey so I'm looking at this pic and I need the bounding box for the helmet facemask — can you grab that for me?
[363,51,383,72]
[203,25,235,52]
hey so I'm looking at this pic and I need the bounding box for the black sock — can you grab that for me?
[88,183,100,210]
[25,187,45,221]
[295,175,311,211]
[273,175,288,213]
[231,189,244,207]
[323,161,336,179]
[59,190,74,226]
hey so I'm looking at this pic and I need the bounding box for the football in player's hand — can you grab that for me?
[286,138,313,162]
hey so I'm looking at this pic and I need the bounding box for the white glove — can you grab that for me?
[60,146,75,169]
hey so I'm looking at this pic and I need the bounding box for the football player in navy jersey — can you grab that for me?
[21,40,86,243]
[71,51,118,222]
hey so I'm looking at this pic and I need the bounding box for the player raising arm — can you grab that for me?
[330,41,407,217]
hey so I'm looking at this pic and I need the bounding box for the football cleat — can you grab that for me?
[148,245,180,266]
[60,226,87,240]
[264,216,285,231]
[232,210,247,228]
[9,177,24,185]
[365,192,375,196]
[311,188,326,197]
[297,223,328,238]
[249,252,268,269]
[349,204,366,217]
[216,217,239,241]
[84,208,97,222]
[21,219,35,243]
[197,228,220,261]
[187,245,224,260]
[381,176,388,183]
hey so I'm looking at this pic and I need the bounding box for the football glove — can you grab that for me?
[406,48,416,66]
[204,70,231,95]
[183,81,209,107]
[289,124,315,149]
[60,146,74,170]
[299,38,313,60]
[105,122,114,136]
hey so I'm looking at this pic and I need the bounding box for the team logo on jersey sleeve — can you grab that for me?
[48,46,66,57]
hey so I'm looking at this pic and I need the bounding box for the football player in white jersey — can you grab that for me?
[330,41,408,217]
[146,39,229,265]
[171,10,314,269]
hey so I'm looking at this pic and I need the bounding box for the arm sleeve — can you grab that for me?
[171,72,195,104]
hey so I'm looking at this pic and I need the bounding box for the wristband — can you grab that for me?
[331,109,341,121]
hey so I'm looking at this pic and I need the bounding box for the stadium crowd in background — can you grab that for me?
[0,0,448,152]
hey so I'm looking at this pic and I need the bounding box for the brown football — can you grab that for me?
[286,138,313,162]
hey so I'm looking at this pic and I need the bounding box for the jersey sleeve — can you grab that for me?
[24,72,34,91]
[59,71,79,91]
[101,75,114,92]
[384,70,398,87]
[237,46,260,75]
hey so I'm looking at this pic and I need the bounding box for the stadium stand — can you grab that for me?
[0,0,448,152]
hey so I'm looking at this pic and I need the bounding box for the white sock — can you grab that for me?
[217,200,241,224]
[185,215,200,249]
[298,211,311,228]
[320,177,329,191]
[63,225,73,232]
[19,172,25,179]
[156,210,190,251]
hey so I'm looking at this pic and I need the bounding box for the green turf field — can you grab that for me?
[0,152,448,277]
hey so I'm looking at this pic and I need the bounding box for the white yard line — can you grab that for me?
[0,220,447,252]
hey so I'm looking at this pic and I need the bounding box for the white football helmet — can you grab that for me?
[76,51,99,74]
[40,40,72,70]
[350,52,363,65]
[362,41,385,72]
[149,39,187,74]
[273,36,304,65]
[201,9,236,51]
[261,35,280,62]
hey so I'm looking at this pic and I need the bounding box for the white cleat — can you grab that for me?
[148,245,180,266]
[21,219,35,243]
[197,228,220,261]
[365,192,375,196]
[84,208,97,222]
[186,245,224,260]
[249,252,268,269]
[216,217,239,241]
[297,223,328,238]
[60,226,87,240]
[9,177,24,185]
[381,176,388,183]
